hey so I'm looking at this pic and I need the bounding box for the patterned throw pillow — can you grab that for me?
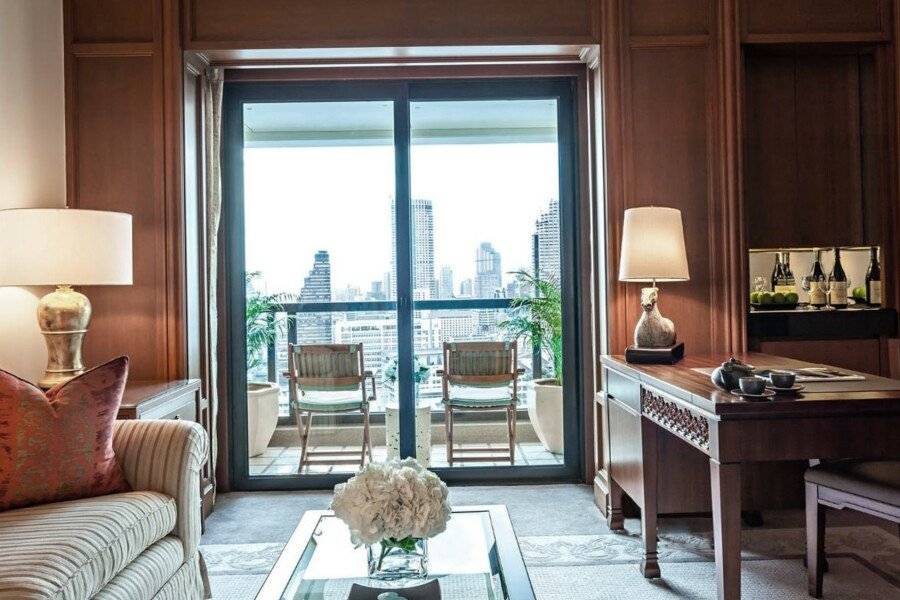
[0,356,131,511]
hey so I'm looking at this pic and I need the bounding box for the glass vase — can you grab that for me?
[367,537,428,580]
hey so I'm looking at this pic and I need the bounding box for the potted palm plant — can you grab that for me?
[501,271,563,454]
[246,272,290,457]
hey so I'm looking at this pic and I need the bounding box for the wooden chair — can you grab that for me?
[286,344,374,472]
[805,460,900,598]
[437,341,523,466]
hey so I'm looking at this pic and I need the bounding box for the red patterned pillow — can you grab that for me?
[0,356,130,511]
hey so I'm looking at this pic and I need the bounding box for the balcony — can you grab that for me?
[247,299,562,474]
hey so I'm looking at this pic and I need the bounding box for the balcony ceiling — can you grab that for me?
[243,99,558,147]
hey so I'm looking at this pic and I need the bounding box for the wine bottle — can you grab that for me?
[829,248,848,309]
[809,249,827,308]
[771,252,783,292]
[866,246,882,307]
[776,252,797,295]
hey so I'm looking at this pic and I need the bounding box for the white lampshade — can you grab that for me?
[619,206,690,282]
[0,209,132,286]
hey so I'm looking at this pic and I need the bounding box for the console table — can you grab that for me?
[118,379,214,522]
[600,353,900,600]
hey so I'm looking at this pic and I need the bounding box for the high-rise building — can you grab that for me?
[391,198,436,299]
[459,278,473,298]
[534,198,561,283]
[438,266,454,299]
[368,280,385,301]
[475,242,502,298]
[298,250,332,343]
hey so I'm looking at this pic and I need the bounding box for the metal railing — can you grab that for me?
[264,297,544,383]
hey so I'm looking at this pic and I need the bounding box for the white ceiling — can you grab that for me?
[243,99,558,147]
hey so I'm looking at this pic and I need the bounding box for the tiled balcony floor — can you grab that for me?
[249,442,562,476]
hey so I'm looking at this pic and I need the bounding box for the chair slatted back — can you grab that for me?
[443,341,517,386]
[289,344,364,393]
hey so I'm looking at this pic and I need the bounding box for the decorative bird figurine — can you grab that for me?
[634,287,676,348]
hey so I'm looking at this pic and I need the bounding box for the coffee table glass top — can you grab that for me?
[256,506,534,600]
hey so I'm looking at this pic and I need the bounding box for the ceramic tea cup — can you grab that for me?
[769,370,796,389]
[738,376,767,395]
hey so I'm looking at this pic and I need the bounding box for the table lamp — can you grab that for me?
[618,206,690,364]
[0,208,132,388]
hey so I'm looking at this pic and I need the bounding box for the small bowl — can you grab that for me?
[739,376,767,395]
[769,370,796,389]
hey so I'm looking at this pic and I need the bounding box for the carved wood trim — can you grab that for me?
[639,387,710,450]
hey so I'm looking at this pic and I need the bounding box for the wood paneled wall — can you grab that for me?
[601,0,745,357]
[64,0,186,380]
[183,0,600,48]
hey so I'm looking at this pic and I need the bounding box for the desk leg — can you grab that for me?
[608,476,625,531]
[639,417,660,578]
[711,460,741,600]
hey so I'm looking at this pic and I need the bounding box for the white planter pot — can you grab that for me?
[529,379,564,454]
[248,381,280,457]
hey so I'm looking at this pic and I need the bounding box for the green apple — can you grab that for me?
[750,291,761,304]
[785,292,799,304]
[852,286,866,299]
[772,292,786,304]
[759,292,773,304]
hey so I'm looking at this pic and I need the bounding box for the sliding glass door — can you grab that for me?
[224,79,581,489]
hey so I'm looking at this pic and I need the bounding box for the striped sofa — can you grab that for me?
[0,420,210,600]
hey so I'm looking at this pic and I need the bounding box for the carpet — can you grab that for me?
[201,525,900,599]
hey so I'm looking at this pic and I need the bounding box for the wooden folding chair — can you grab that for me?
[437,341,523,466]
[286,344,375,472]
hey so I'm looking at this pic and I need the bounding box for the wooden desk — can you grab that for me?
[601,353,900,600]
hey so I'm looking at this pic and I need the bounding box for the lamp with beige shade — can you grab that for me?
[0,209,132,388]
[619,206,690,364]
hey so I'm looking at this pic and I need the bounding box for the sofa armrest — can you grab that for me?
[112,419,208,558]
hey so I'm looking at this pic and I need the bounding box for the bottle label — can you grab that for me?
[869,281,882,304]
[774,285,796,295]
[830,281,848,305]
[809,282,827,305]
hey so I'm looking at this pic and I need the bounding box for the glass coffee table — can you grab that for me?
[255,505,535,600]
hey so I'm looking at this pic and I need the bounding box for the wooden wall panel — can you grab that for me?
[71,56,168,379]
[745,51,871,248]
[185,0,599,48]
[625,47,714,355]
[65,0,186,383]
[70,0,155,43]
[757,339,884,375]
[628,0,710,37]
[742,0,889,42]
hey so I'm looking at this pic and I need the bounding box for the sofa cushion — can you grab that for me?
[0,357,130,512]
[92,536,184,600]
[0,491,176,600]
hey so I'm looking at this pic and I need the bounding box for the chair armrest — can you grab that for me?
[112,419,208,558]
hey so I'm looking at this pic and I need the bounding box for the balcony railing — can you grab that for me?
[265,298,543,378]
[260,297,545,418]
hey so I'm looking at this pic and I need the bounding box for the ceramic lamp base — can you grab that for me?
[37,285,92,389]
[625,342,684,365]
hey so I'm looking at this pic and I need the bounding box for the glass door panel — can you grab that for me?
[242,100,397,478]
[408,98,565,470]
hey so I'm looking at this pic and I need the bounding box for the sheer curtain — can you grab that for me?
[203,67,224,491]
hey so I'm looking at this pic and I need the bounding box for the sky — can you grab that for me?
[243,142,559,296]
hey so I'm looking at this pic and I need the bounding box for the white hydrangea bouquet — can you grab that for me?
[331,458,451,579]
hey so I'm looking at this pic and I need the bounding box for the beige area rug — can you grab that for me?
[201,526,900,599]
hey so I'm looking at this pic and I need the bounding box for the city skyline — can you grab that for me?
[292,196,559,303]
[243,142,560,295]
